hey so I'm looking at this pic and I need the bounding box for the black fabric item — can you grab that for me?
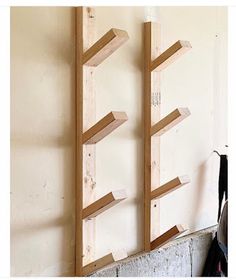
[202,234,227,277]
[202,153,228,277]
[218,155,228,222]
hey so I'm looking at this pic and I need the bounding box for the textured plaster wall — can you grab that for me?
[11,7,227,276]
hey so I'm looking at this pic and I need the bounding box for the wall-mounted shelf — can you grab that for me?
[76,7,129,276]
[150,225,188,251]
[151,176,190,200]
[82,190,127,219]
[83,111,128,144]
[82,250,128,275]
[83,28,129,66]
[144,21,191,252]
[151,40,192,72]
[151,108,190,137]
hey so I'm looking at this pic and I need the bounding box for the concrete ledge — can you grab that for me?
[89,226,217,277]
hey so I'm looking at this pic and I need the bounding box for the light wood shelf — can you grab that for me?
[151,176,190,200]
[82,111,128,144]
[83,28,129,66]
[150,224,188,251]
[151,108,190,137]
[76,7,129,275]
[151,40,192,72]
[82,250,128,275]
[144,22,192,252]
[82,190,127,219]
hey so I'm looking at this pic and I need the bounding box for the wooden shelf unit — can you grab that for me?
[75,7,129,276]
[144,21,191,252]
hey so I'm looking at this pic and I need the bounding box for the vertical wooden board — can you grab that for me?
[150,22,161,241]
[75,7,84,276]
[143,22,152,251]
[82,6,96,266]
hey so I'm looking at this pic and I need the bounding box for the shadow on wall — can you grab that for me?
[11,7,76,276]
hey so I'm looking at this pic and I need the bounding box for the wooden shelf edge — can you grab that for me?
[83,28,129,66]
[82,189,127,219]
[150,108,190,137]
[83,111,128,144]
[151,175,190,200]
[150,224,188,251]
[151,40,192,72]
[82,250,128,275]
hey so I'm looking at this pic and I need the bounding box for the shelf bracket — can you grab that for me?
[83,28,129,66]
[151,176,190,200]
[150,224,188,251]
[151,108,190,137]
[82,190,127,219]
[82,111,128,144]
[82,250,128,275]
[151,40,192,72]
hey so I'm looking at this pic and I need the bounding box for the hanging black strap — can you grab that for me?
[202,153,228,276]
[218,155,228,222]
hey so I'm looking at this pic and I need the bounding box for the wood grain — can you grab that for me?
[83,28,129,66]
[150,224,188,251]
[75,6,84,276]
[151,176,190,200]
[82,250,127,275]
[144,22,152,252]
[151,108,190,137]
[82,6,96,267]
[82,111,128,144]
[151,40,192,72]
[82,190,127,219]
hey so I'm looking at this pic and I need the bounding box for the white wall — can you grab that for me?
[11,6,227,276]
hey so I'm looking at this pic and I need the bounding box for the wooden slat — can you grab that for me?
[143,22,152,252]
[82,111,128,144]
[82,190,127,219]
[82,6,96,266]
[150,108,190,137]
[151,176,190,200]
[82,250,127,276]
[75,7,84,276]
[151,40,192,72]
[151,224,188,251]
[150,22,161,242]
[83,28,129,66]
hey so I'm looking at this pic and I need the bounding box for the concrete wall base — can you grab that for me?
[89,226,217,277]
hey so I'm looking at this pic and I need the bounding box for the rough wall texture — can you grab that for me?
[89,226,216,277]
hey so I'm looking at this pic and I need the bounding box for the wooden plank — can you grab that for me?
[82,111,128,144]
[82,250,127,276]
[151,176,190,200]
[150,108,190,137]
[151,40,192,72]
[143,22,152,252]
[83,28,129,66]
[150,224,188,251]
[82,190,127,219]
[150,22,161,242]
[75,6,84,276]
[82,7,96,267]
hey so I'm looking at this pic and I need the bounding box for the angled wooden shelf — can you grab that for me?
[82,111,128,144]
[82,250,127,275]
[151,176,190,200]
[150,224,188,251]
[150,108,190,137]
[82,189,127,219]
[83,28,129,66]
[151,40,192,72]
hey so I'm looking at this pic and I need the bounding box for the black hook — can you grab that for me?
[213,150,221,157]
